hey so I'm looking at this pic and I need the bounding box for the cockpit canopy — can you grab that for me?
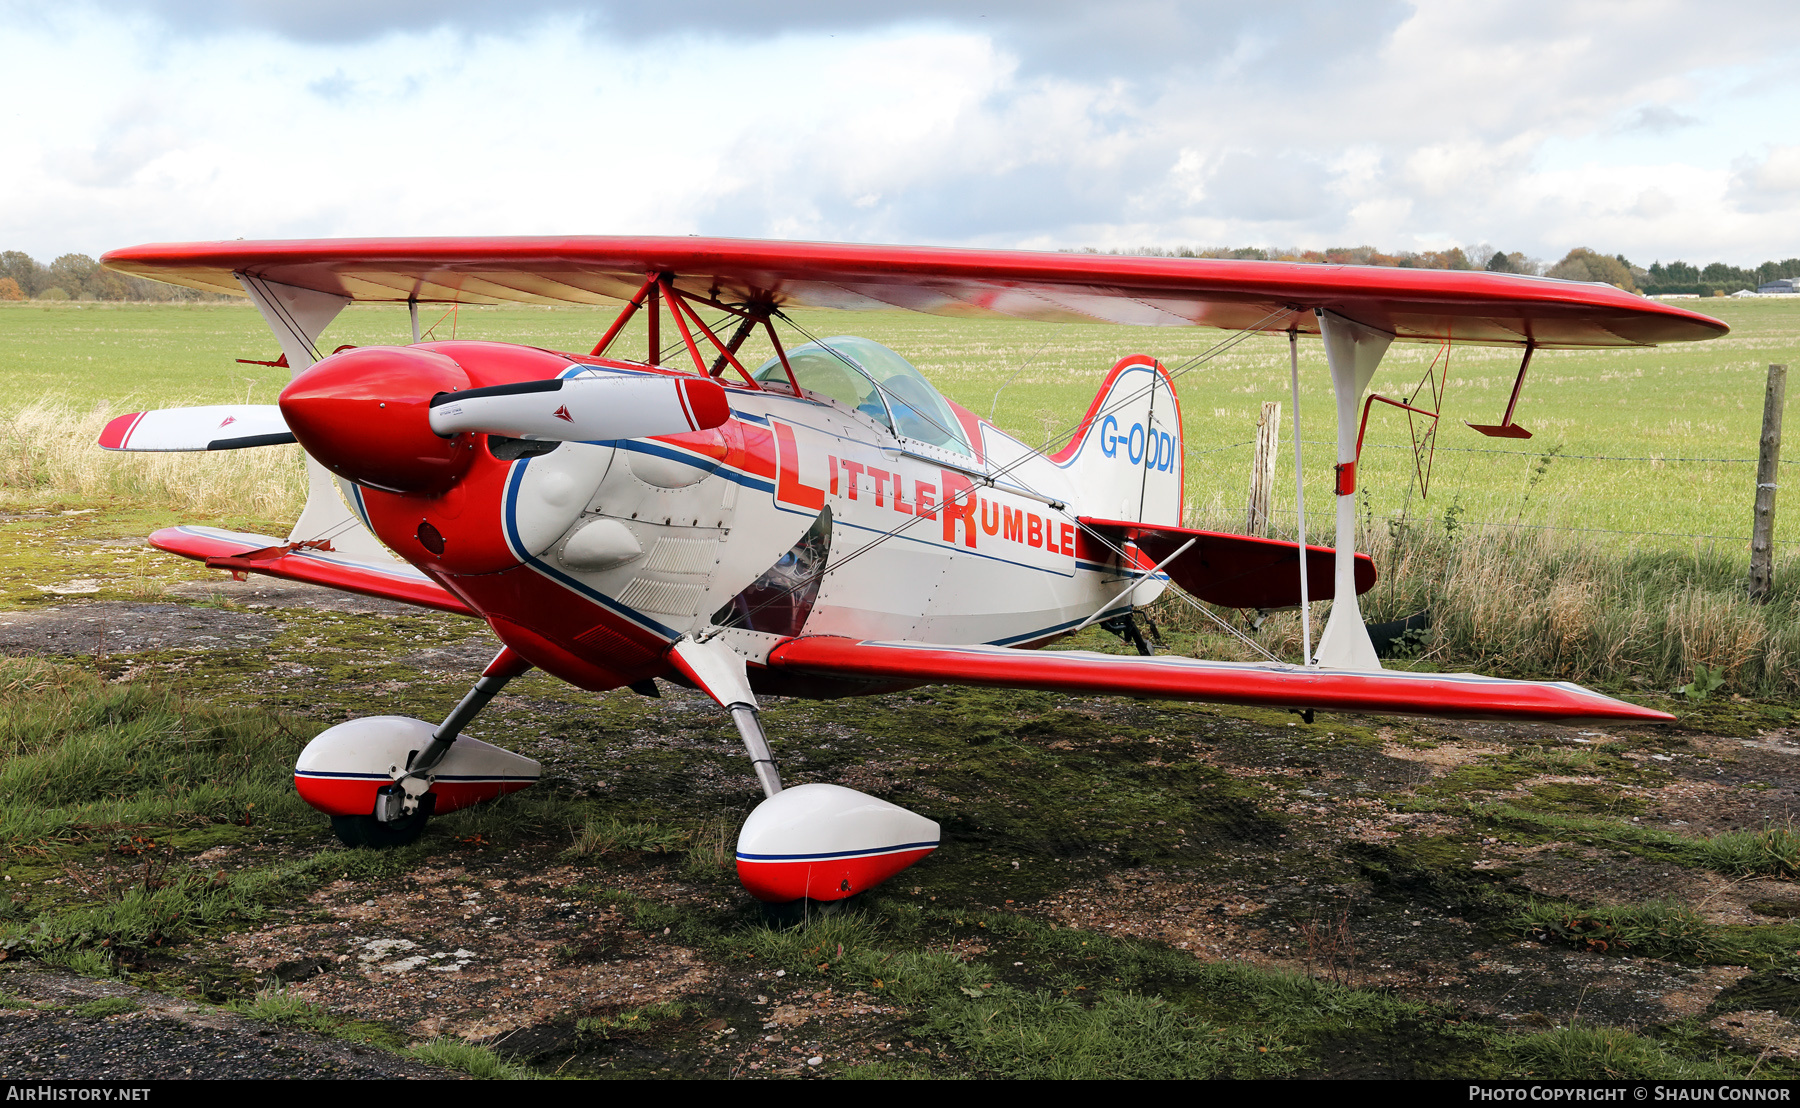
[754,336,972,458]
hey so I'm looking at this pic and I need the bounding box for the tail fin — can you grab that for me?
[1053,355,1183,526]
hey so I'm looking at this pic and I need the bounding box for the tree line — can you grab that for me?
[1095,244,1800,297]
[0,251,231,302]
[6,243,1798,304]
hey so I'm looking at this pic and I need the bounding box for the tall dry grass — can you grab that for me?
[1152,509,1800,696]
[4,398,1795,694]
[0,399,305,519]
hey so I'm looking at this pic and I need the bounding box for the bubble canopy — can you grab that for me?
[755,336,972,458]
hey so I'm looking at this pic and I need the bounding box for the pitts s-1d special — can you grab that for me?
[96,237,1725,907]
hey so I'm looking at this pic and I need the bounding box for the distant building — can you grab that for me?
[1757,278,1800,294]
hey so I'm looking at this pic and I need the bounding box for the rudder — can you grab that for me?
[1053,355,1183,526]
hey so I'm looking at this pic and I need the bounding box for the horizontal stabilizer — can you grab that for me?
[99,406,294,451]
[765,637,1673,724]
[150,525,472,615]
[428,372,730,442]
[1081,517,1374,610]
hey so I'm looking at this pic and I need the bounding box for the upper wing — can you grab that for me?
[764,636,1671,724]
[101,237,1726,349]
[151,526,473,615]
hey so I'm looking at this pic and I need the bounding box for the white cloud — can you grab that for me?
[1729,146,1800,213]
[1620,105,1701,135]
[5,1,1800,267]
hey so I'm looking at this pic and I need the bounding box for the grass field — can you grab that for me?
[4,295,1796,552]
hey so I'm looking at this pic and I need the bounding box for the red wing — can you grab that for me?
[1081,517,1374,609]
[764,637,1671,724]
[151,526,473,616]
[102,237,1725,348]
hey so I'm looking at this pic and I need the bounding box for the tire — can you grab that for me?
[329,793,435,848]
[759,894,861,929]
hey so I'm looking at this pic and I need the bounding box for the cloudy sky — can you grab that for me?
[4,1,1799,267]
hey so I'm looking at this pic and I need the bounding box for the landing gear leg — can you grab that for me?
[328,647,532,848]
[669,637,782,797]
[668,636,937,923]
[728,703,783,799]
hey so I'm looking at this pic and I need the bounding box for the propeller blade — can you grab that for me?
[98,405,295,451]
[427,373,730,442]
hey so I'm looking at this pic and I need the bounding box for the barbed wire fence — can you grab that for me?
[1174,436,1790,549]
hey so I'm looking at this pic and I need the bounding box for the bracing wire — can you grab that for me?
[711,306,1298,634]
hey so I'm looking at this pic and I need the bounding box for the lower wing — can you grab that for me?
[764,636,1671,724]
[151,525,473,616]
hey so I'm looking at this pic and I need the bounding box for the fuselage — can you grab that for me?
[282,339,1171,697]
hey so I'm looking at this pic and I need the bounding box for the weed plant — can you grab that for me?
[70,996,136,1018]
[1512,898,1716,961]
[226,988,406,1048]
[1507,1023,1746,1080]
[575,999,691,1040]
[1699,823,1800,879]
[405,1037,540,1080]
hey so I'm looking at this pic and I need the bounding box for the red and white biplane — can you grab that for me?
[97,237,1726,907]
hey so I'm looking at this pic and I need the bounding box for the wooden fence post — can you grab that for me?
[1750,363,1786,603]
[1246,401,1280,536]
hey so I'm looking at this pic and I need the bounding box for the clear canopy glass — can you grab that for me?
[755,336,971,457]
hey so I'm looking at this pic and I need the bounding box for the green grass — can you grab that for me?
[226,989,409,1049]
[0,640,1786,1078]
[1154,508,1800,694]
[1506,1023,1748,1080]
[589,892,1771,1079]
[9,296,1800,688]
[6,295,1798,551]
[696,903,1367,1077]
[1461,802,1800,880]
[0,656,319,846]
[1701,823,1800,878]
[575,999,692,1040]
[563,817,693,859]
[1513,898,1718,961]
[405,1037,541,1079]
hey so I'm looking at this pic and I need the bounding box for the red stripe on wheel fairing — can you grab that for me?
[294,774,534,817]
[736,846,936,903]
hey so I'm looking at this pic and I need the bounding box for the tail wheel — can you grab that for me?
[329,793,435,849]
